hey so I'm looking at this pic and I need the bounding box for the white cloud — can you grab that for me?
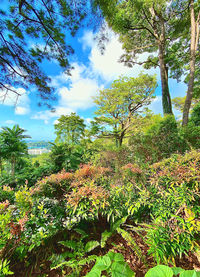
[80,30,158,82]
[32,61,102,123]
[0,86,30,115]
[5,120,16,125]
[58,78,100,110]
[31,107,74,124]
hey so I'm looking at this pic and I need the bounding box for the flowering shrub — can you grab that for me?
[150,150,200,186]
[34,169,73,198]
[66,181,108,220]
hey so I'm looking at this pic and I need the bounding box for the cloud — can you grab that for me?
[32,28,172,124]
[5,120,16,125]
[58,79,100,110]
[31,107,74,124]
[80,30,159,82]
[32,62,102,123]
[0,86,30,115]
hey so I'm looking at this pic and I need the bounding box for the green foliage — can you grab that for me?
[0,259,13,276]
[129,115,186,163]
[50,229,99,275]
[145,265,200,277]
[86,251,135,277]
[180,122,200,149]
[55,113,86,144]
[0,186,14,203]
[0,125,31,176]
[0,0,90,105]
[0,149,200,275]
[172,97,199,113]
[93,73,157,146]
[190,102,200,126]
[15,185,33,211]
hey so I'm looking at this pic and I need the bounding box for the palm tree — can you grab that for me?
[0,125,31,177]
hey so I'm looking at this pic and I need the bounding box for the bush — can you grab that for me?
[129,115,187,164]
[190,102,200,126]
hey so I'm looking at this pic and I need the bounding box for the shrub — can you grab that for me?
[190,102,200,126]
[129,115,187,164]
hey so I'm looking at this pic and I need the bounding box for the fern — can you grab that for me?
[59,240,79,250]
[85,240,100,252]
[101,230,113,248]
[116,227,147,264]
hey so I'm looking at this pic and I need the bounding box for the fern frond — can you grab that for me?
[59,240,79,250]
[116,227,147,264]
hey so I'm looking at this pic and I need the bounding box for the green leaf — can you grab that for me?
[107,251,124,262]
[59,240,77,250]
[145,265,173,277]
[111,217,127,231]
[172,267,185,275]
[85,240,100,252]
[180,270,200,277]
[111,261,135,277]
[95,256,111,270]
[85,269,101,277]
[101,230,113,247]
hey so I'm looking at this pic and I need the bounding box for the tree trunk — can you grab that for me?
[11,156,15,177]
[119,129,126,147]
[158,43,173,115]
[182,0,199,126]
[0,158,3,174]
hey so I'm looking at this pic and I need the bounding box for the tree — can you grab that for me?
[93,0,188,115]
[172,96,199,113]
[190,102,200,126]
[0,124,31,176]
[54,113,86,144]
[182,0,200,126]
[49,142,68,172]
[93,73,157,147]
[0,0,90,106]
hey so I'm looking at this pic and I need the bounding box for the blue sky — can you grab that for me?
[0,21,187,140]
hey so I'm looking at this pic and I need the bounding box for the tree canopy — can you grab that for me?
[54,112,86,144]
[0,0,91,106]
[93,0,200,123]
[0,124,31,176]
[93,73,157,146]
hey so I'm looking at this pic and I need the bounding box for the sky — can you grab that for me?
[0,13,187,141]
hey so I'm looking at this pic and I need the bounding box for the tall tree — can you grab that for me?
[55,113,86,144]
[172,96,199,113]
[93,73,157,147]
[0,124,31,176]
[182,0,200,125]
[0,0,89,106]
[93,0,189,115]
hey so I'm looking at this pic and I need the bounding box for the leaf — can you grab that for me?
[107,251,124,262]
[180,270,200,277]
[74,228,88,239]
[59,240,77,250]
[101,230,113,247]
[172,267,185,275]
[111,261,135,277]
[95,256,111,270]
[85,241,100,252]
[111,217,127,231]
[85,269,101,277]
[145,265,173,277]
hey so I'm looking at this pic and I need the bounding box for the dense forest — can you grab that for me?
[0,0,200,276]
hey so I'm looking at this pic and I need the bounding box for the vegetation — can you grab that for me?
[0,100,200,276]
[0,0,200,276]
